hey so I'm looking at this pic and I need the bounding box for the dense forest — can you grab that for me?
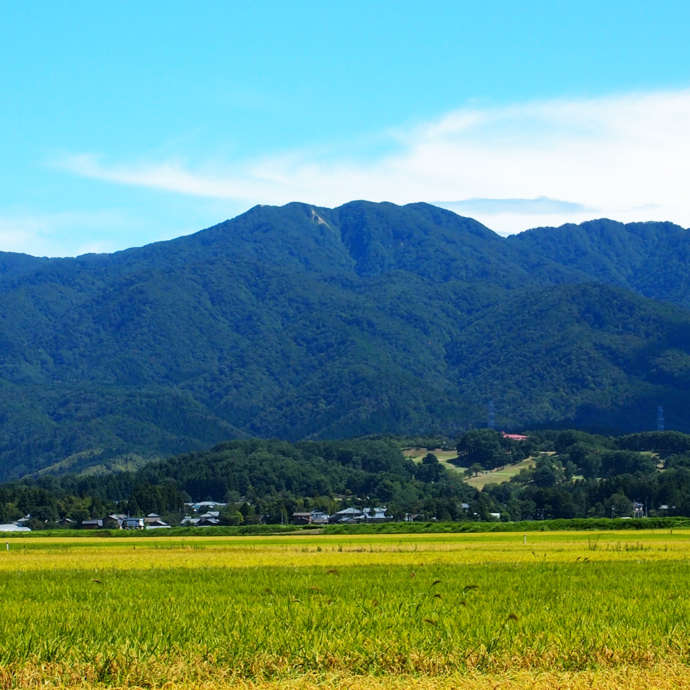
[2,201,690,478]
[3,431,690,528]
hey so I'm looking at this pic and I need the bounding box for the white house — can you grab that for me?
[330,506,392,523]
[0,523,31,532]
[124,517,145,530]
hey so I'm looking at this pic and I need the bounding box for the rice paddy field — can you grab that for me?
[1,530,689,688]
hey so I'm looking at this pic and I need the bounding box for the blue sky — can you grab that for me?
[2,1,690,256]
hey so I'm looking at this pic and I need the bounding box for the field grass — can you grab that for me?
[402,447,463,474]
[402,447,538,488]
[463,457,536,489]
[323,516,690,534]
[1,530,689,688]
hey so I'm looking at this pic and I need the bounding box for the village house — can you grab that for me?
[291,510,330,525]
[329,507,363,523]
[56,517,77,528]
[103,514,126,529]
[75,514,165,530]
[0,523,31,532]
[363,507,389,522]
[501,431,528,441]
[144,513,170,529]
[184,501,227,513]
[124,517,145,530]
[196,513,220,526]
[81,519,104,529]
[329,506,391,524]
[310,510,329,524]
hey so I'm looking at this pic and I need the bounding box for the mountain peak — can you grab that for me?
[2,201,690,478]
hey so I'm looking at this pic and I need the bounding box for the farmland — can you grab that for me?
[1,530,689,688]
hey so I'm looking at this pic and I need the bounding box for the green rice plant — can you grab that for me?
[0,531,688,687]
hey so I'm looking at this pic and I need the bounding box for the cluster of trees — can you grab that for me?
[0,485,107,528]
[467,430,690,520]
[3,431,690,529]
[456,430,531,473]
[0,439,476,527]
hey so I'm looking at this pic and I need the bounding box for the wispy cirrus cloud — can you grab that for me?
[56,88,690,234]
[438,197,589,215]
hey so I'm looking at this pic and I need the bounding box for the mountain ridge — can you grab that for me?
[1,201,690,479]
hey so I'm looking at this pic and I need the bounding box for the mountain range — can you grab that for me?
[1,200,689,480]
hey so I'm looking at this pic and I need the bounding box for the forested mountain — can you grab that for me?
[0,201,689,479]
[509,219,690,307]
[0,251,48,279]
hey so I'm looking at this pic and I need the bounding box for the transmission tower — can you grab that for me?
[657,405,665,432]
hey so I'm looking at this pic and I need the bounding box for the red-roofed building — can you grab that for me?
[501,431,528,441]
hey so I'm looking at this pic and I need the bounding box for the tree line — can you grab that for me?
[2,431,690,528]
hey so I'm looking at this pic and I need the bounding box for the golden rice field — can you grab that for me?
[1,529,689,688]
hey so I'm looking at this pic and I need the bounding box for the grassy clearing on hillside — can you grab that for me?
[402,447,537,487]
[463,457,536,489]
[403,448,459,463]
[35,451,155,478]
[403,447,463,474]
[0,531,689,687]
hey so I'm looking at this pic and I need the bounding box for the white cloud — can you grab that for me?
[56,88,690,234]
[0,211,126,257]
[438,197,589,215]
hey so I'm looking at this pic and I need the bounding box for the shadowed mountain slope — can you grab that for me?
[509,218,690,307]
[1,201,689,479]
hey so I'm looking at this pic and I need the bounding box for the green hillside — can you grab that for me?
[0,201,689,478]
[4,431,690,526]
[509,218,690,307]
